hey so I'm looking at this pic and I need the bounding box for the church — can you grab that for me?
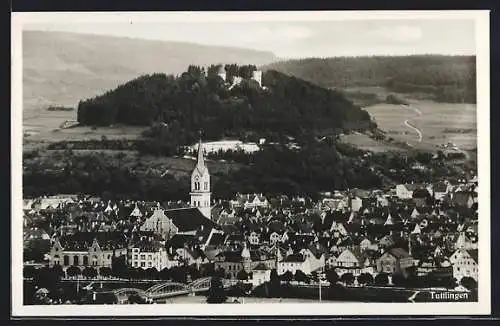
[190,139,212,219]
[140,139,218,239]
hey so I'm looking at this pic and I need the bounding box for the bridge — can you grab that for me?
[113,277,236,303]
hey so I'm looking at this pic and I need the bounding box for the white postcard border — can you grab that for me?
[11,10,491,317]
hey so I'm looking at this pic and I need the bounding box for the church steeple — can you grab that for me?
[195,138,207,176]
[190,137,211,219]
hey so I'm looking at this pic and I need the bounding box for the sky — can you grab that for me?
[24,18,476,59]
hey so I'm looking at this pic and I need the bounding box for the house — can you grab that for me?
[140,208,178,240]
[248,231,260,245]
[129,203,144,219]
[269,232,282,245]
[278,253,308,275]
[449,249,478,282]
[214,243,276,279]
[129,237,177,270]
[433,181,453,200]
[452,191,475,208]
[299,243,326,273]
[326,254,337,268]
[377,235,396,250]
[359,238,378,252]
[376,248,414,277]
[412,188,432,207]
[49,232,128,271]
[230,194,270,210]
[175,246,209,267]
[395,184,432,200]
[335,247,364,277]
[454,232,478,250]
[33,196,76,211]
[24,227,50,241]
[250,263,271,287]
[376,195,389,207]
[203,229,226,251]
[350,196,363,212]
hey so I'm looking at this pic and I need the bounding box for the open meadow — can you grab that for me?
[360,100,476,152]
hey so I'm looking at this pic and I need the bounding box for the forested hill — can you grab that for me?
[77,64,375,146]
[262,55,476,103]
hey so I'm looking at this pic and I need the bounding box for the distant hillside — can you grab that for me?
[76,64,374,155]
[262,55,476,103]
[23,31,277,113]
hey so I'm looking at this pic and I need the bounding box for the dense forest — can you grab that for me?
[262,55,476,103]
[23,140,471,201]
[77,64,375,148]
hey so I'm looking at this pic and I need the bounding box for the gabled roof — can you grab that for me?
[58,231,128,251]
[206,232,226,247]
[306,243,326,259]
[387,248,411,259]
[283,253,306,263]
[164,208,218,232]
[400,183,424,192]
[253,262,269,270]
[434,182,449,192]
[466,249,478,263]
[166,233,196,250]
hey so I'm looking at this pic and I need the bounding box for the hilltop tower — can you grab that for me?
[190,139,211,219]
[252,70,262,87]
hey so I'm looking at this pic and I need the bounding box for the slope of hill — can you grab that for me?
[23,30,277,115]
[261,55,476,103]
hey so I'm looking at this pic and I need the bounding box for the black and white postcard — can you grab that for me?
[11,10,491,317]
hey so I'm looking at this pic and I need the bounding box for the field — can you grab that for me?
[23,107,147,151]
[356,100,476,152]
[339,133,408,153]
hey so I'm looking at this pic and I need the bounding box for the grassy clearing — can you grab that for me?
[362,100,476,151]
[339,133,407,153]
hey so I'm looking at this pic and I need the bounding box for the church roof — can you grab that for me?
[164,207,218,233]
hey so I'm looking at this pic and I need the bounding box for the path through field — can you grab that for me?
[402,105,423,142]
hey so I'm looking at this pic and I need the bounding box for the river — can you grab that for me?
[158,296,323,304]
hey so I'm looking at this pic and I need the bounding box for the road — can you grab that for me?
[402,104,423,143]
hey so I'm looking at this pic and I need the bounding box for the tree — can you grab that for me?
[215,267,226,279]
[460,277,477,290]
[236,269,249,281]
[23,265,36,279]
[187,264,201,280]
[128,293,147,304]
[280,270,294,283]
[99,267,112,278]
[340,273,355,285]
[326,269,339,285]
[206,277,228,304]
[170,266,187,283]
[391,273,406,287]
[111,255,128,278]
[374,273,389,286]
[294,270,308,283]
[34,266,60,291]
[357,273,374,285]
[441,276,458,289]
[82,267,97,279]
[269,268,281,297]
[159,267,171,280]
[51,265,65,279]
[67,266,81,278]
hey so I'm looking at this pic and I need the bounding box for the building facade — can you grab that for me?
[49,232,128,271]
